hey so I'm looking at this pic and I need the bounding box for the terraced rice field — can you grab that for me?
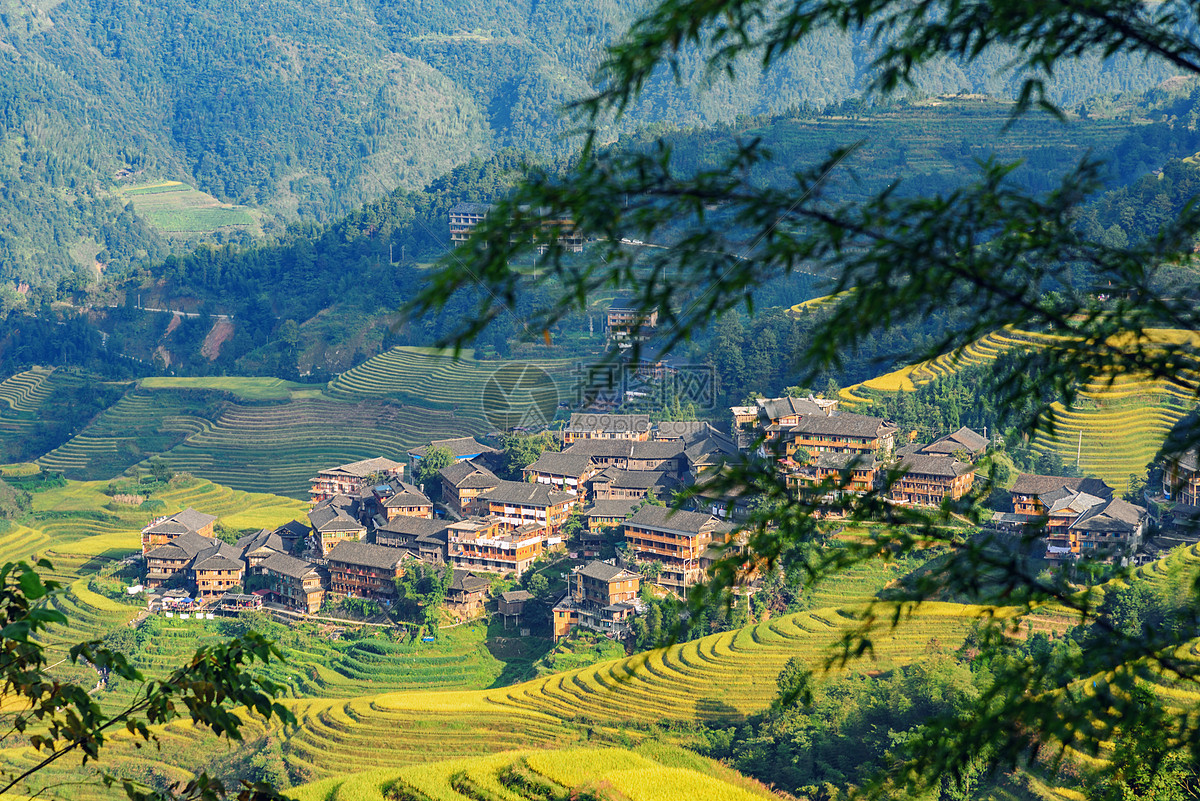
[138,376,321,402]
[327,347,577,424]
[289,745,776,801]
[157,398,479,498]
[37,389,224,479]
[0,367,108,461]
[37,349,577,496]
[11,478,309,576]
[840,327,1200,492]
[274,601,989,779]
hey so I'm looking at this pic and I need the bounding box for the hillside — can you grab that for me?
[4,468,1199,799]
[0,0,1186,290]
[837,326,1200,492]
[64,97,1194,382]
[29,348,577,497]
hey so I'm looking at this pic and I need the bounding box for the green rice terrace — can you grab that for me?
[838,326,1200,492]
[30,348,577,498]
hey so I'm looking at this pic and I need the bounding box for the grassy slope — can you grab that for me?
[836,326,1200,492]
[120,181,260,236]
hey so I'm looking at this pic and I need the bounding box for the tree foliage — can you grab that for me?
[0,560,292,800]
[409,0,1200,794]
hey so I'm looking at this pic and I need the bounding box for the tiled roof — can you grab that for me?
[790,412,896,437]
[1072,498,1147,532]
[308,505,364,533]
[895,453,973,478]
[1010,474,1113,498]
[814,451,876,470]
[379,481,432,508]
[500,589,533,602]
[376,516,449,539]
[584,500,639,519]
[561,440,636,458]
[624,505,722,535]
[1044,490,1105,515]
[146,531,214,560]
[318,457,404,478]
[653,421,709,440]
[144,507,217,536]
[276,520,312,539]
[524,451,595,478]
[759,396,828,420]
[439,460,499,488]
[449,201,491,215]
[629,440,685,460]
[481,480,576,507]
[326,540,409,570]
[591,469,678,490]
[575,560,638,582]
[260,552,321,580]
[919,426,988,455]
[450,570,491,593]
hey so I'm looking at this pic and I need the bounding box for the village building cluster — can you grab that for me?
[734,394,1151,563]
[141,392,1163,636]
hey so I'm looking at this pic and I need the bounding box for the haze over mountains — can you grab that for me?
[0,0,1184,286]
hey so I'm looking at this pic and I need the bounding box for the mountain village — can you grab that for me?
[134,383,1194,642]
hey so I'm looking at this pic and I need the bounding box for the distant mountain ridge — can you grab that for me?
[0,0,1183,287]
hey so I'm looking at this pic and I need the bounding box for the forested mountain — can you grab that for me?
[46,95,1189,380]
[0,0,1185,289]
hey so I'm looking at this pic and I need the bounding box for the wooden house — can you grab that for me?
[259,552,327,614]
[446,517,545,577]
[438,460,501,516]
[787,451,880,497]
[309,457,404,503]
[1063,498,1148,561]
[589,468,679,502]
[917,426,989,459]
[604,296,658,341]
[371,481,433,520]
[572,560,640,629]
[141,508,217,554]
[374,516,449,564]
[237,528,289,572]
[308,496,367,557]
[889,453,975,506]
[1009,474,1113,519]
[621,506,730,592]
[522,451,597,494]
[562,413,651,444]
[446,569,491,616]
[326,541,409,600]
[783,412,898,461]
[479,481,579,534]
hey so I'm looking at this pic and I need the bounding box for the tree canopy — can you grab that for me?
[409,0,1200,794]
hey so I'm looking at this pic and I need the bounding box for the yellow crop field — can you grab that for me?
[839,326,1200,491]
[288,746,777,801]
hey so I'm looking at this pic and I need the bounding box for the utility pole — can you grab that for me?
[389,243,393,264]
